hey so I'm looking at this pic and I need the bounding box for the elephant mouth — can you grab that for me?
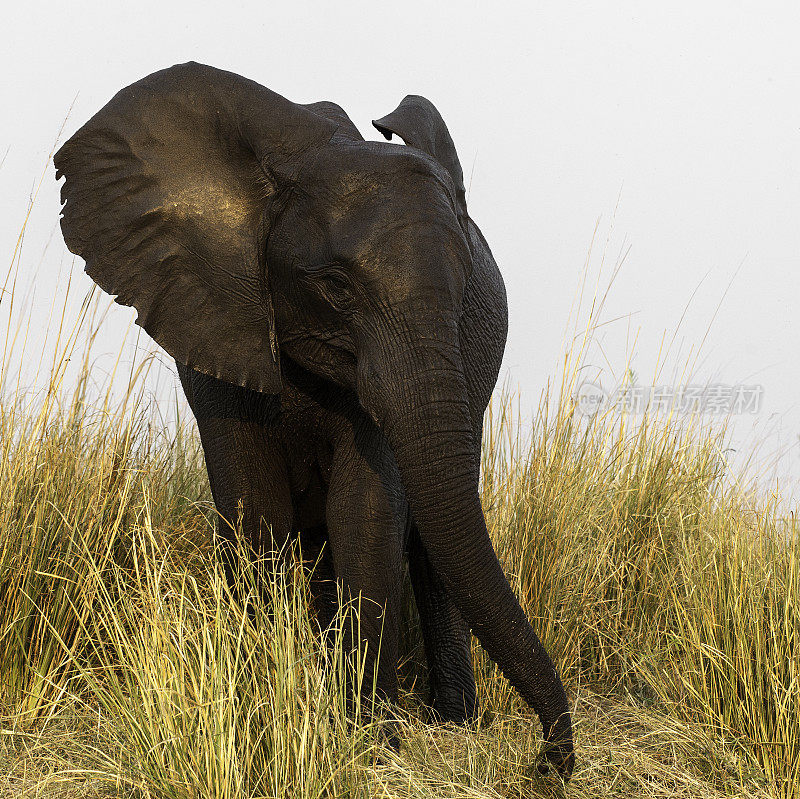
[282,330,357,387]
[315,331,356,355]
[312,331,356,366]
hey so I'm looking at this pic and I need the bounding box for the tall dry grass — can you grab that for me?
[476,389,799,796]
[0,204,796,797]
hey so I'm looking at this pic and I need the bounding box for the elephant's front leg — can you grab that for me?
[196,417,294,595]
[325,424,406,706]
[177,364,293,596]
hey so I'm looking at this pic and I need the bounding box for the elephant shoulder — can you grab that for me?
[176,362,282,428]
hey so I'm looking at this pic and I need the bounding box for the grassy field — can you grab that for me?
[1,222,798,796]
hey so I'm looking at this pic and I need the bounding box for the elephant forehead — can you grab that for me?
[324,176,457,242]
[317,143,456,211]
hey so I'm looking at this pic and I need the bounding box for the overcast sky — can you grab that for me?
[2,1,798,505]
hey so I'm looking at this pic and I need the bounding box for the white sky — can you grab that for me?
[2,1,799,505]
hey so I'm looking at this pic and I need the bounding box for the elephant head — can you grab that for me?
[54,62,574,778]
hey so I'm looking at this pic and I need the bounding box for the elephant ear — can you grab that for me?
[372,95,466,215]
[55,62,338,394]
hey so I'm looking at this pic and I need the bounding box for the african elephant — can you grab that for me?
[54,62,574,778]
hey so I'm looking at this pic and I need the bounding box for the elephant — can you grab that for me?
[54,62,574,779]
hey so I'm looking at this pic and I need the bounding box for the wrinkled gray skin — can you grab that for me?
[54,63,574,778]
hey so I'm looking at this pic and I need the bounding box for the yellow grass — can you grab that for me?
[1,209,796,797]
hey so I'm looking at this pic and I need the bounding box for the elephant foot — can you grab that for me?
[380,718,401,752]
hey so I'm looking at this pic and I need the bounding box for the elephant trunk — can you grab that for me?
[360,329,574,778]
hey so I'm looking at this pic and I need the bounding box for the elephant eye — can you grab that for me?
[320,267,349,291]
[303,262,355,311]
